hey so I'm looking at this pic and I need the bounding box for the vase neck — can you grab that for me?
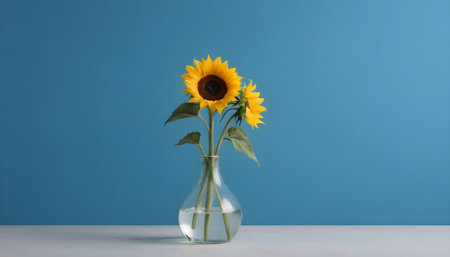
[201,156,222,184]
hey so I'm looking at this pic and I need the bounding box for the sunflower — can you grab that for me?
[242,80,266,129]
[181,56,242,114]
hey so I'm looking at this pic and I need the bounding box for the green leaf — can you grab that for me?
[165,102,200,125]
[175,132,201,146]
[225,127,259,165]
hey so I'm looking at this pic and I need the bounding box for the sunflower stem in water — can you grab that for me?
[204,164,214,241]
[191,109,232,241]
[214,181,231,240]
[191,166,208,229]
[203,110,215,241]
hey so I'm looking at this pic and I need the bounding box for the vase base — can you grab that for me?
[186,236,231,244]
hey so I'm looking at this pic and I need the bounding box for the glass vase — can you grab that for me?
[179,156,242,243]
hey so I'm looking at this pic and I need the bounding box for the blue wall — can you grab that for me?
[1,0,449,225]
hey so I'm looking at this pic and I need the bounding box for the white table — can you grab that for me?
[0,226,449,257]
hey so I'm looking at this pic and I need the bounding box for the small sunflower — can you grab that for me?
[241,80,266,129]
[181,56,242,114]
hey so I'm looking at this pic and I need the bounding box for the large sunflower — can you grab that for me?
[181,56,242,114]
[242,80,266,129]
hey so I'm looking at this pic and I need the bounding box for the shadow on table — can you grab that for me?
[126,236,190,245]
[29,228,191,245]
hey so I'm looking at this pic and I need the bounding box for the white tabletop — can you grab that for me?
[0,226,449,257]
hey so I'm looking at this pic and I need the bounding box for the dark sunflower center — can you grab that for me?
[197,75,227,100]
[205,80,221,95]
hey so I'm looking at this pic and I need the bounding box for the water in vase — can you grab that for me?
[179,207,242,243]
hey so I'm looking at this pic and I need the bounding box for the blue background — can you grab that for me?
[1,0,449,225]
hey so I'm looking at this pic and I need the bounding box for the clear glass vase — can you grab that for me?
[179,156,242,243]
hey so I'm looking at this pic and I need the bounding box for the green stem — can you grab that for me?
[197,144,206,156]
[197,114,209,132]
[191,113,210,229]
[213,183,231,240]
[191,165,208,229]
[204,110,214,241]
[208,110,214,156]
[215,114,236,155]
[204,163,214,241]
